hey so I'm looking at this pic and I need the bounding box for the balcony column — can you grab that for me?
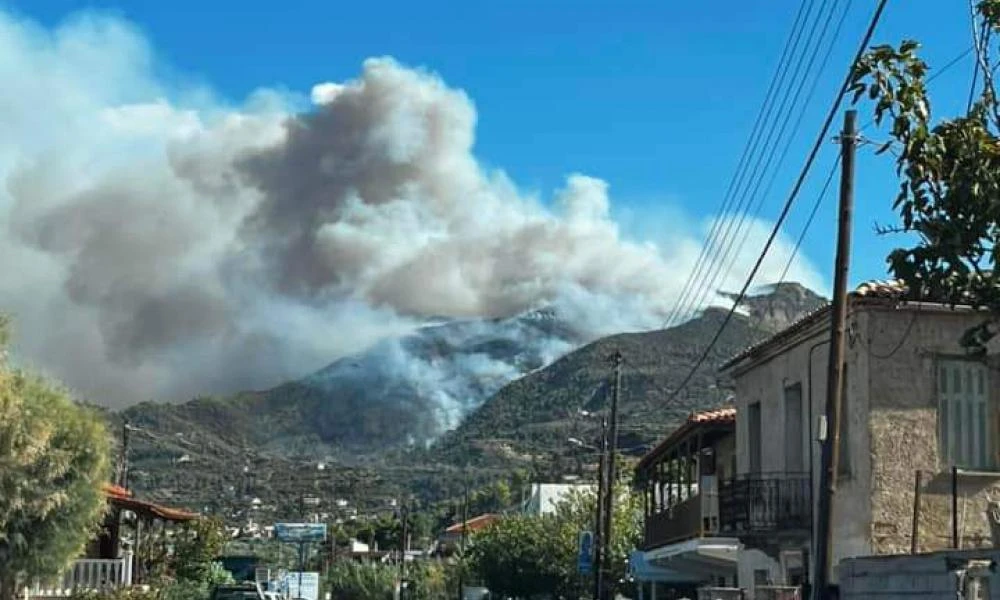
[685,438,693,500]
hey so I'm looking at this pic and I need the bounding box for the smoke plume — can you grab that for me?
[0,10,824,408]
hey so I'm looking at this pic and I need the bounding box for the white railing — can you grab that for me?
[29,554,133,597]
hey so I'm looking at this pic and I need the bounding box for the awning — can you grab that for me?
[633,537,740,583]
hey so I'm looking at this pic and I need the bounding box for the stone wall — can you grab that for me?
[865,306,1000,555]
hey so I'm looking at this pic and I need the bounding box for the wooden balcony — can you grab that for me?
[643,494,704,549]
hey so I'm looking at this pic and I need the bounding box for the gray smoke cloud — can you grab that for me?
[0,10,825,408]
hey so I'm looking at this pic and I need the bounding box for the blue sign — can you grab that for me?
[577,530,594,574]
[275,523,327,543]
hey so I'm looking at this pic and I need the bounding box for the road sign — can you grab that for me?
[283,572,319,600]
[577,530,594,574]
[275,523,327,543]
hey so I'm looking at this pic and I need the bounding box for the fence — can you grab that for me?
[29,555,133,597]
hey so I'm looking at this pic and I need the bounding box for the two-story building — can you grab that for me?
[721,280,1000,598]
[632,407,741,598]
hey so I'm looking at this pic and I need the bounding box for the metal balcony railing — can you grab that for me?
[718,473,811,535]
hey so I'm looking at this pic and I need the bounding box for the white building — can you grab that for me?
[522,483,593,516]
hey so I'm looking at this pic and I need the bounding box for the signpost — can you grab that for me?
[275,524,327,598]
[275,523,327,543]
[283,572,320,600]
[577,530,594,575]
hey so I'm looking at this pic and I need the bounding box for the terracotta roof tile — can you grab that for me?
[103,483,199,522]
[688,407,736,424]
[635,405,735,472]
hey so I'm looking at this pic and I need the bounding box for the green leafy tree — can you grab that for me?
[849,1,1000,351]
[170,518,228,583]
[468,481,641,599]
[0,318,111,600]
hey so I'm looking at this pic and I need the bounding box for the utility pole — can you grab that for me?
[599,351,623,600]
[593,416,608,600]
[458,475,470,600]
[119,421,132,490]
[399,499,408,597]
[814,109,857,600]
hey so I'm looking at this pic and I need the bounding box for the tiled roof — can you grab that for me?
[103,483,199,522]
[853,279,908,298]
[720,279,920,371]
[635,406,735,472]
[444,513,500,534]
[688,406,736,424]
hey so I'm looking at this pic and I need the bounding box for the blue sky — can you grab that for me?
[6,0,977,291]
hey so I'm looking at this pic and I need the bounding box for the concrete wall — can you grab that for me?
[864,306,1000,555]
[839,549,1000,599]
[731,310,872,585]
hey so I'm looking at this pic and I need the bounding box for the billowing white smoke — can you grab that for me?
[0,10,825,408]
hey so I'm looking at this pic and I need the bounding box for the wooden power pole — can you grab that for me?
[599,351,623,600]
[814,109,857,600]
[593,416,608,600]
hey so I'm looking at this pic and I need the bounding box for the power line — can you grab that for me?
[667,0,827,328]
[670,0,847,328]
[665,0,891,403]
[662,0,817,328]
[761,155,841,322]
[694,0,851,320]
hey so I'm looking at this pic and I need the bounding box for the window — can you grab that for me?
[748,401,762,474]
[784,383,804,472]
[939,359,992,469]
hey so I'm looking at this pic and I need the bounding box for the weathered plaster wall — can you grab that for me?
[864,306,1000,555]
[732,310,872,585]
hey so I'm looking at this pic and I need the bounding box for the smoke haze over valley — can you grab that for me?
[0,9,826,429]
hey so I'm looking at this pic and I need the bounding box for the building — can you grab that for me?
[631,407,741,598]
[522,483,593,516]
[720,280,1000,598]
[437,514,501,554]
[30,484,198,596]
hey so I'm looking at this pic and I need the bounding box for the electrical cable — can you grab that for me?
[668,0,830,328]
[665,0,891,403]
[662,0,818,328]
[671,0,834,327]
[695,0,851,320]
[761,155,841,322]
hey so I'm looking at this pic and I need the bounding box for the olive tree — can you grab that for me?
[0,317,111,600]
[849,1,1000,351]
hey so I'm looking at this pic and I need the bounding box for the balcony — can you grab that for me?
[644,494,702,549]
[718,473,810,536]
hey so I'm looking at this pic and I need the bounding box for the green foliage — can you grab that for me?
[322,560,456,600]
[69,587,162,600]
[467,481,641,599]
[850,3,1000,351]
[170,518,228,583]
[68,578,215,600]
[324,561,395,600]
[0,335,112,600]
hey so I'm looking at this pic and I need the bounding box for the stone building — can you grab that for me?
[720,280,1000,598]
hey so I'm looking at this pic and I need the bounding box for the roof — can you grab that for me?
[720,279,937,372]
[102,483,199,522]
[635,407,735,472]
[443,513,500,534]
